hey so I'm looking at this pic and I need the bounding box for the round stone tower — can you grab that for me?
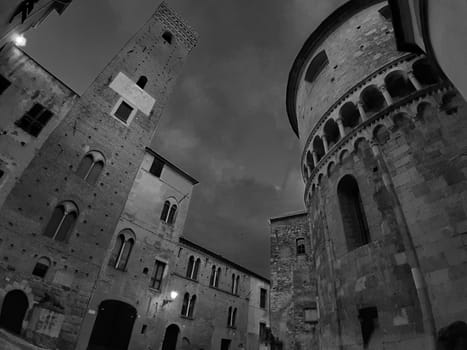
[286,0,467,349]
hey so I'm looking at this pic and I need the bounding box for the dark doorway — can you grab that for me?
[221,338,231,350]
[358,307,379,348]
[0,289,29,334]
[161,324,180,350]
[87,300,136,350]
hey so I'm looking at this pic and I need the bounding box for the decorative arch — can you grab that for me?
[161,324,180,350]
[353,137,369,154]
[337,175,370,251]
[313,136,325,162]
[373,124,390,145]
[340,102,361,129]
[304,50,329,83]
[416,101,437,121]
[109,229,136,271]
[384,70,415,99]
[306,151,314,171]
[161,198,178,224]
[360,85,386,114]
[412,58,440,85]
[43,200,79,242]
[327,161,335,177]
[76,150,105,185]
[317,173,324,185]
[339,149,350,163]
[441,91,460,115]
[393,112,415,131]
[0,289,29,334]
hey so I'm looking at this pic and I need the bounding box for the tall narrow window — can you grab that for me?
[32,257,50,278]
[231,274,236,294]
[181,293,189,316]
[296,238,306,255]
[0,75,11,95]
[187,295,196,318]
[259,322,267,343]
[15,103,53,137]
[76,151,105,185]
[151,260,166,290]
[161,201,170,222]
[192,258,201,280]
[167,205,177,224]
[210,265,216,286]
[260,288,267,309]
[215,267,221,287]
[337,175,370,251]
[227,307,237,327]
[235,275,240,295]
[43,201,78,242]
[116,238,134,271]
[136,76,148,89]
[359,307,378,348]
[186,256,195,278]
[232,308,237,327]
[149,157,164,177]
[227,307,232,326]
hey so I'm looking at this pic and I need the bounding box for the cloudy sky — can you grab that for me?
[25,0,343,277]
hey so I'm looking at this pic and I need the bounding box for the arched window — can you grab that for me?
[340,102,361,130]
[306,151,314,172]
[181,293,189,316]
[43,201,78,242]
[192,258,201,280]
[313,136,325,162]
[162,31,173,44]
[210,265,216,286]
[161,201,170,222]
[186,256,195,278]
[136,76,148,89]
[32,257,50,278]
[168,205,177,224]
[305,50,329,83]
[323,119,340,147]
[412,58,440,85]
[76,151,105,185]
[232,308,237,327]
[109,229,135,271]
[231,273,236,294]
[337,175,370,251]
[360,85,386,115]
[296,238,305,255]
[235,275,240,295]
[227,306,232,326]
[384,70,415,99]
[227,306,237,327]
[215,267,221,287]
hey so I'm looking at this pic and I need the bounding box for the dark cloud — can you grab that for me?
[25,0,345,277]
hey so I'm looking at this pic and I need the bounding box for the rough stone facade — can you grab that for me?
[0,3,198,349]
[281,0,467,349]
[269,212,317,350]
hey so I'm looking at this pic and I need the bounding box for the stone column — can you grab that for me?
[408,71,422,90]
[322,135,329,153]
[336,118,345,138]
[312,151,318,166]
[380,85,393,105]
[357,102,367,121]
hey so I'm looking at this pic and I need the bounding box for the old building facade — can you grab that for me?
[0,2,198,349]
[273,0,467,349]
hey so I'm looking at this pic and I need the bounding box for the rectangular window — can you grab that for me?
[113,100,134,123]
[150,260,166,290]
[220,339,231,350]
[259,322,267,343]
[15,103,53,137]
[149,158,164,177]
[0,75,11,95]
[260,288,267,308]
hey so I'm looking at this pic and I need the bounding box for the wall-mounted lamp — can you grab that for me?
[162,291,178,307]
[12,33,26,47]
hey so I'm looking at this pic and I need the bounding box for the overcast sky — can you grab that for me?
[25,0,344,277]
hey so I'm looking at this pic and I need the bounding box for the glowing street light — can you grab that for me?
[12,33,27,47]
[170,291,178,300]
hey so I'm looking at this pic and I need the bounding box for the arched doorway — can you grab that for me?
[161,324,180,350]
[87,300,136,350]
[0,289,29,334]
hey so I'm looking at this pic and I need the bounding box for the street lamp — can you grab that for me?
[12,33,27,47]
[162,290,178,307]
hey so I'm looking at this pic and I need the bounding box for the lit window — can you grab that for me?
[15,103,53,137]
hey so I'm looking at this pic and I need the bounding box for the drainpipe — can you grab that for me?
[370,140,436,350]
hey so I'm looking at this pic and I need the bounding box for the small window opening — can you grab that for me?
[260,288,267,308]
[0,169,4,179]
[162,31,173,44]
[296,238,306,255]
[305,303,319,323]
[359,307,378,348]
[378,5,392,20]
[114,101,134,123]
[143,267,148,274]
[0,75,11,95]
[141,324,147,334]
[15,103,53,137]
[136,76,148,89]
[149,158,164,177]
[32,257,50,278]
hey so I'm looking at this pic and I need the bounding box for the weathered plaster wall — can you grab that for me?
[246,277,270,350]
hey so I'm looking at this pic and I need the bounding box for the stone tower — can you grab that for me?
[285,0,467,349]
[0,3,197,349]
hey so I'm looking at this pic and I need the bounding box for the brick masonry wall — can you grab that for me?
[269,214,317,350]
[0,3,197,350]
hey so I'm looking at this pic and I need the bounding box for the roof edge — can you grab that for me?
[145,147,199,185]
[269,210,308,223]
[286,0,385,137]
